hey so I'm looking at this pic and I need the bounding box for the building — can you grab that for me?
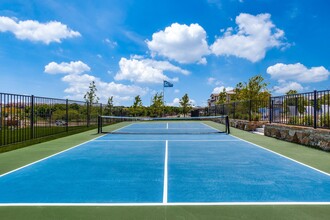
[207,90,236,107]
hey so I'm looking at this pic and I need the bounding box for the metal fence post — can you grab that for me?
[0,94,2,146]
[30,95,34,139]
[87,102,90,127]
[97,115,101,133]
[233,102,235,119]
[314,90,317,129]
[66,99,69,132]
[269,98,273,124]
[249,100,252,121]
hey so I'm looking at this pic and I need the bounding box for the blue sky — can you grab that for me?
[0,0,329,106]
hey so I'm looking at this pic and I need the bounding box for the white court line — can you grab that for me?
[0,134,107,178]
[202,122,223,132]
[166,123,169,129]
[230,135,330,177]
[163,140,168,204]
[203,121,330,177]
[112,128,214,130]
[110,123,134,132]
[1,202,330,207]
[93,140,241,142]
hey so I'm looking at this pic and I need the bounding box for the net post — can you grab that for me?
[226,115,230,134]
[66,99,69,132]
[97,115,101,133]
[30,95,34,139]
[313,90,317,129]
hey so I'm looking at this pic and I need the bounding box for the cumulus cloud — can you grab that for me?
[207,77,223,86]
[0,16,80,44]
[147,23,210,64]
[273,81,304,94]
[44,61,91,75]
[167,98,181,107]
[62,74,148,102]
[45,61,148,103]
[210,13,287,62]
[115,57,189,84]
[212,86,234,94]
[166,97,196,107]
[267,63,330,83]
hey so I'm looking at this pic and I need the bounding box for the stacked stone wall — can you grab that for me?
[265,124,330,151]
[212,118,267,131]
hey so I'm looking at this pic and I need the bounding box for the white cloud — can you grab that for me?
[45,61,148,103]
[147,23,210,64]
[267,63,330,83]
[0,16,80,44]
[190,99,196,107]
[115,58,189,84]
[104,38,118,48]
[174,89,180,93]
[44,61,91,75]
[166,98,180,107]
[62,73,148,103]
[210,13,287,62]
[167,97,196,107]
[273,81,304,94]
[207,77,223,86]
[212,86,234,94]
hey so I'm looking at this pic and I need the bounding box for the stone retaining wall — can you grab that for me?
[213,118,267,131]
[228,119,268,131]
[265,124,330,151]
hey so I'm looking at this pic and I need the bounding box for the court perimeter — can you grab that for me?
[1,122,330,219]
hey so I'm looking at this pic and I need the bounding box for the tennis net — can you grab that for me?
[97,115,230,134]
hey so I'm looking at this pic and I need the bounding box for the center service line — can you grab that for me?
[163,140,168,204]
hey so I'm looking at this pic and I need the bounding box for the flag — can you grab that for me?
[163,80,173,87]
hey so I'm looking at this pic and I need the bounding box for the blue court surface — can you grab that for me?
[1,122,330,205]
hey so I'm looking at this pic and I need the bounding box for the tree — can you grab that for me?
[104,96,114,116]
[84,81,99,126]
[286,90,298,95]
[284,90,306,115]
[84,81,99,105]
[216,88,227,104]
[232,75,270,101]
[150,93,164,117]
[180,93,192,117]
[130,95,143,116]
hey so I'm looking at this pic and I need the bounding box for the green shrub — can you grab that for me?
[288,116,301,125]
[320,114,330,127]
[302,115,314,126]
[251,113,260,121]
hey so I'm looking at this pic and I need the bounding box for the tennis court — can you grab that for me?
[1,119,330,206]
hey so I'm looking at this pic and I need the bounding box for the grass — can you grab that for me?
[0,121,330,219]
[0,125,98,153]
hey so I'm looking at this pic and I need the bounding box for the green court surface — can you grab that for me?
[1,121,330,219]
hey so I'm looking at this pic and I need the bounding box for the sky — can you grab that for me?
[0,0,329,107]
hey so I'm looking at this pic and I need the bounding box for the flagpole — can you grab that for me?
[163,80,165,117]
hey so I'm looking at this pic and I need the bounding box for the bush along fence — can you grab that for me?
[208,89,330,130]
[0,92,110,147]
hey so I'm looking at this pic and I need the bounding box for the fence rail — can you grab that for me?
[1,89,329,147]
[208,100,269,122]
[208,89,330,129]
[0,93,107,147]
